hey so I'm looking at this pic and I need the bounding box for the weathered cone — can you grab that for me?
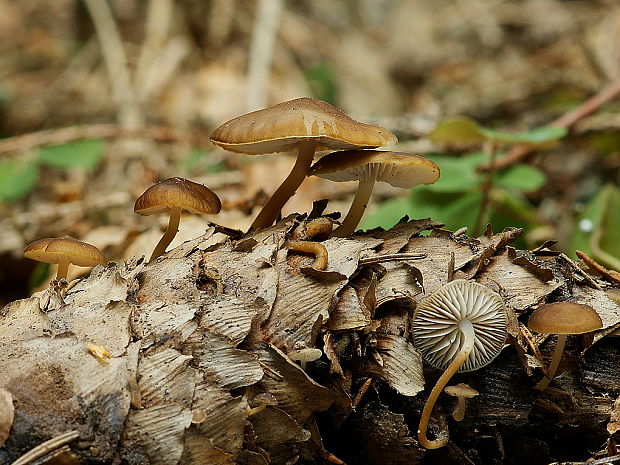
[1,217,619,464]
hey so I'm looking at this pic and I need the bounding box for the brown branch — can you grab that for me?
[576,250,620,285]
[0,124,212,155]
[479,77,620,172]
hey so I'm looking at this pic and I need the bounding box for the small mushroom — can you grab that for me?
[24,236,106,281]
[287,348,323,370]
[309,150,440,236]
[527,301,602,391]
[412,279,507,449]
[210,97,397,230]
[245,392,278,416]
[444,383,479,421]
[134,177,221,261]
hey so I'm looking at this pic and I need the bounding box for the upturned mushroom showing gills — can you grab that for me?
[309,150,440,237]
[527,301,602,391]
[210,97,397,231]
[412,279,507,449]
[24,236,106,281]
[134,177,221,261]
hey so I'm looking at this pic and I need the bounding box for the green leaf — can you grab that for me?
[425,152,488,193]
[427,117,485,145]
[593,185,620,269]
[0,158,39,202]
[38,139,105,171]
[479,126,567,145]
[439,191,483,231]
[495,164,547,192]
[570,185,620,269]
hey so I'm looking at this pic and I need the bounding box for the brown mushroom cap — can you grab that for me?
[210,97,398,154]
[24,236,106,267]
[444,383,479,399]
[134,177,222,216]
[309,150,440,188]
[528,302,602,335]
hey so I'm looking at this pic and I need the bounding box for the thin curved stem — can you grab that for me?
[453,397,466,421]
[332,177,376,237]
[250,142,316,231]
[418,319,475,449]
[56,257,70,281]
[284,240,328,270]
[534,333,566,391]
[150,206,182,261]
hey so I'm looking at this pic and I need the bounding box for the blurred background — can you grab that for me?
[0,0,619,305]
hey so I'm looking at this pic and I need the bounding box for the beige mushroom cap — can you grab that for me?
[210,97,398,154]
[134,177,222,216]
[528,302,602,335]
[412,279,508,372]
[309,150,440,188]
[24,236,106,268]
[444,383,479,398]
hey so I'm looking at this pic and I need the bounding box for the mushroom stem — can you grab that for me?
[534,333,567,391]
[150,206,182,261]
[453,397,466,421]
[56,257,70,281]
[250,142,316,230]
[284,240,328,270]
[332,177,376,237]
[418,319,475,449]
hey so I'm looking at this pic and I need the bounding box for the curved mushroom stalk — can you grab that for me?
[534,333,566,391]
[250,142,316,230]
[418,320,475,449]
[283,240,328,270]
[150,206,182,261]
[332,177,376,237]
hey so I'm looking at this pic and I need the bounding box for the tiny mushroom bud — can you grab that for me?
[134,177,221,261]
[527,301,602,390]
[309,150,440,236]
[287,348,323,370]
[24,236,106,281]
[412,279,507,449]
[444,383,479,421]
[210,97,397,231]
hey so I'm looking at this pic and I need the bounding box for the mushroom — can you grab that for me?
[287,348,323,370]
[23,236,106,281]
[245,392,278,416]
[134,177,221,261]
[527,301,602,391]
[210,97,397,230]
[309,150,440,236]
[444,383,479,421]
[412,279,507,449]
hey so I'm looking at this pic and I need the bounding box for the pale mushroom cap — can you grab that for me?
[210,97,398,154]
[24,236,107,267]
[134,177,222,216]
[444,383,479,398]
[412,279,508,372]
[309,150,440,188]
[527,302,602,335]
[287,348,323,363]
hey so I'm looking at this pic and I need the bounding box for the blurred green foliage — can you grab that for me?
[364,118,566,249]
[304,62,338,104]
[570,184,620,269]
[0,139,105,203]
